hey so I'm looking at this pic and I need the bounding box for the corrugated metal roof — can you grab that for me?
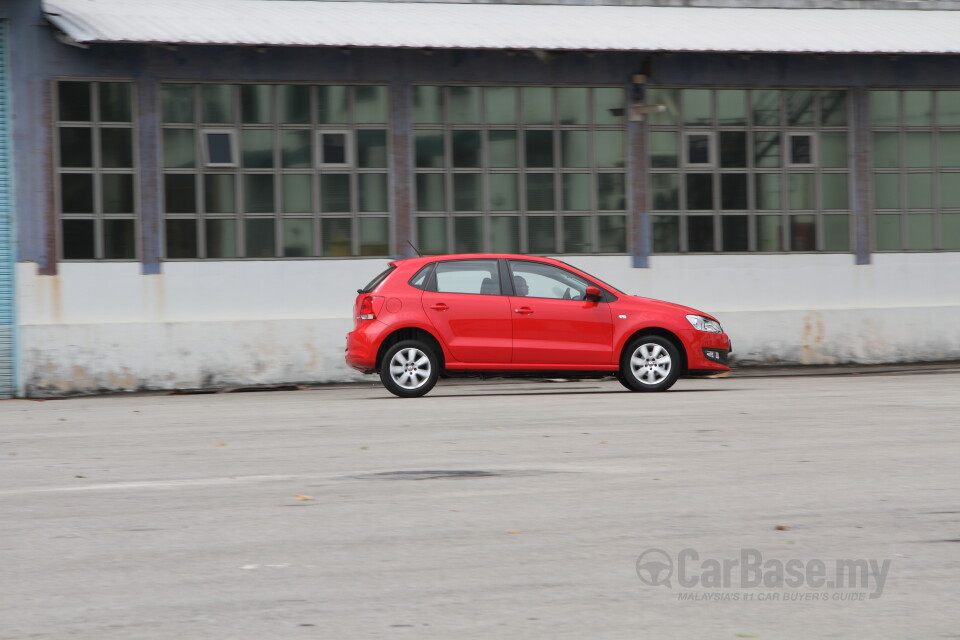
[41,0,960,54]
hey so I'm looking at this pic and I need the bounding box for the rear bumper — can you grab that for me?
[345,321,389,373]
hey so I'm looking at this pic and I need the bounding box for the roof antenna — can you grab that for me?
[406,240,422,257]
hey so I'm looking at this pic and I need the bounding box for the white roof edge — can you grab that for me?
[41,0,960,54]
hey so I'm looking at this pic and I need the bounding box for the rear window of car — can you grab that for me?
[358,266,396,293]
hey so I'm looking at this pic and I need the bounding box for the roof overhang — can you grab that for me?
[41,0,960,55]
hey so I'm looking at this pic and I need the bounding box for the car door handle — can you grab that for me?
[430,303,449,311]
[514,307,534,315]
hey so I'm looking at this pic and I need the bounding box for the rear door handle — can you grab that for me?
[430,303,449,311]
[514,307,534,315]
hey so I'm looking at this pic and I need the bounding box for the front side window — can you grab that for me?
[508,260,591,300]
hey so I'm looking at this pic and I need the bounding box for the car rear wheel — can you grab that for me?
[380,340,439,398]
[619,336,681,392]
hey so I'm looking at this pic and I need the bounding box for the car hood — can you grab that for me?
[623,295,719,321]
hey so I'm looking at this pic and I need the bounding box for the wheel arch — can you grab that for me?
[375,326,447,372]
[620,327,688,373]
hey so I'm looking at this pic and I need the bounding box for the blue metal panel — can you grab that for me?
[0,20,16,398]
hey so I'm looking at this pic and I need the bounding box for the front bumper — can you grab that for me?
[683,331,733,372]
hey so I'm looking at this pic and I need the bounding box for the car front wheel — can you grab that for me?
[619,336,681,392]
[380,340,439,398]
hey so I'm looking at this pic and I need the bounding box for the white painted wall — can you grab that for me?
[17,253,960,396]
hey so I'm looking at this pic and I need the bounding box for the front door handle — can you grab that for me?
[514,307,534,315]
[430,303,449,311]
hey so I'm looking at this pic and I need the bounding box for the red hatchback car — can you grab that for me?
[346,254,731,397]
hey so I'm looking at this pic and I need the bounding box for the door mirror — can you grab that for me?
[584,286,602,302]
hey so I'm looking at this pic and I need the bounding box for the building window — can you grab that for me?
[871,90,960,251]
[161,83,389,259]
[56,80,137,260]
[413,85,627,255]
[647,88,850,253]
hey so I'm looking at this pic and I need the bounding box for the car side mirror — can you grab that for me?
[584,286,602,302]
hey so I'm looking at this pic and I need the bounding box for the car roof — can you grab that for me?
[391,253,571,269]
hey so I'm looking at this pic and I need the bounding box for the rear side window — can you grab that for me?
[359,266,396,293]
[409,263,435,290]
[434,259,501,295]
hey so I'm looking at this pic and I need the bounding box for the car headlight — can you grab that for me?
[686,314,723,334]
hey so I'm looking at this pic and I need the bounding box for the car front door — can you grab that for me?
[421,258,512,364]
[507,260,614,366]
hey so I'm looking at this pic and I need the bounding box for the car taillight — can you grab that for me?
[358,295,376,320]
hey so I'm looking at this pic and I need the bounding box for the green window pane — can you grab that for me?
[820,132,848,168]
[721,174,747,210]
[357,130,387,168]
[941,213,960,249]
[757,215,783,252]
[278,85,311,124]
[415,131,445,168]
[906,213,935,250]
[99,83,132,122]
[488,131,517,168]
[489,174,518,211]
[687,216,714,252]
[485,87,518,124]
[525,130,554,168]
[940,132,960,168]
[596,131,625,168]
[318,86,349,124]
[453,174,481,211]
[754,132,780,168]
[102,174,134,213]
[941,173,960,207]
[527,216,556,253]
[871,91,899,127]
[789,174,815,210]
[206,219,238,258]
[244,174,274,213]
[161,84,194,123]
[649,132,678,169]
[906,132,933,168]
[598,173,625,211]
[526,173,555,211]
[752,89,780,126]
[452,130,482,167]
[242,130,273,168]
[822,174,849,210]
[283,218,313,257]
[651,174,678,211]
[755,174,781,210]
[823,215,850,252]
[61,174,93,213]
[820,90,847,127]
[100,128,133,168]
[563,216,592,253]
[872,132,899,168]
[652,215,679,253]
[786,90,814,126]
[321,174,351,212]
[557,88,589,125]
[62,219,95,259]
[359,217,390,256]
[355,86,387,124]
[163,129,195,168]
[875,214,901,250]
[245,218,276,258]
[416,173,445,211]
[414,86,443,124]
[490,216,519,253]
[282,174,313,213]
[561,130,589,168]
[562,174,590,211]
[686,173,713,210]
[646,88,677,126]
[790,214,817,251]
[359,174,388,212]
[594,87,625,125]
[904,91,933,126]
[164,174,195,213]
[454,216,483,253]
[205,174,236,213]
[417,217,447,255]
[683,89,712,126]
[722,215,748,252]
[449,87,481,124]
[240,85,272,124]
[523,87,553,125]
[598,215,627,253]
[322,218,352,256]
[202,85,234,123]
[720,131,747,168]
[165,219,197,259]
[874,173,900,209]
[717,90,746,126]
[938,91,960,126]
[58,81,91,121]
[907,173,933,209]
[60,127,92,168]
[280,130,312,168]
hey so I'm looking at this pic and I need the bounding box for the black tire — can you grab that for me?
[619,335,681,392]
[379,340,440,398]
